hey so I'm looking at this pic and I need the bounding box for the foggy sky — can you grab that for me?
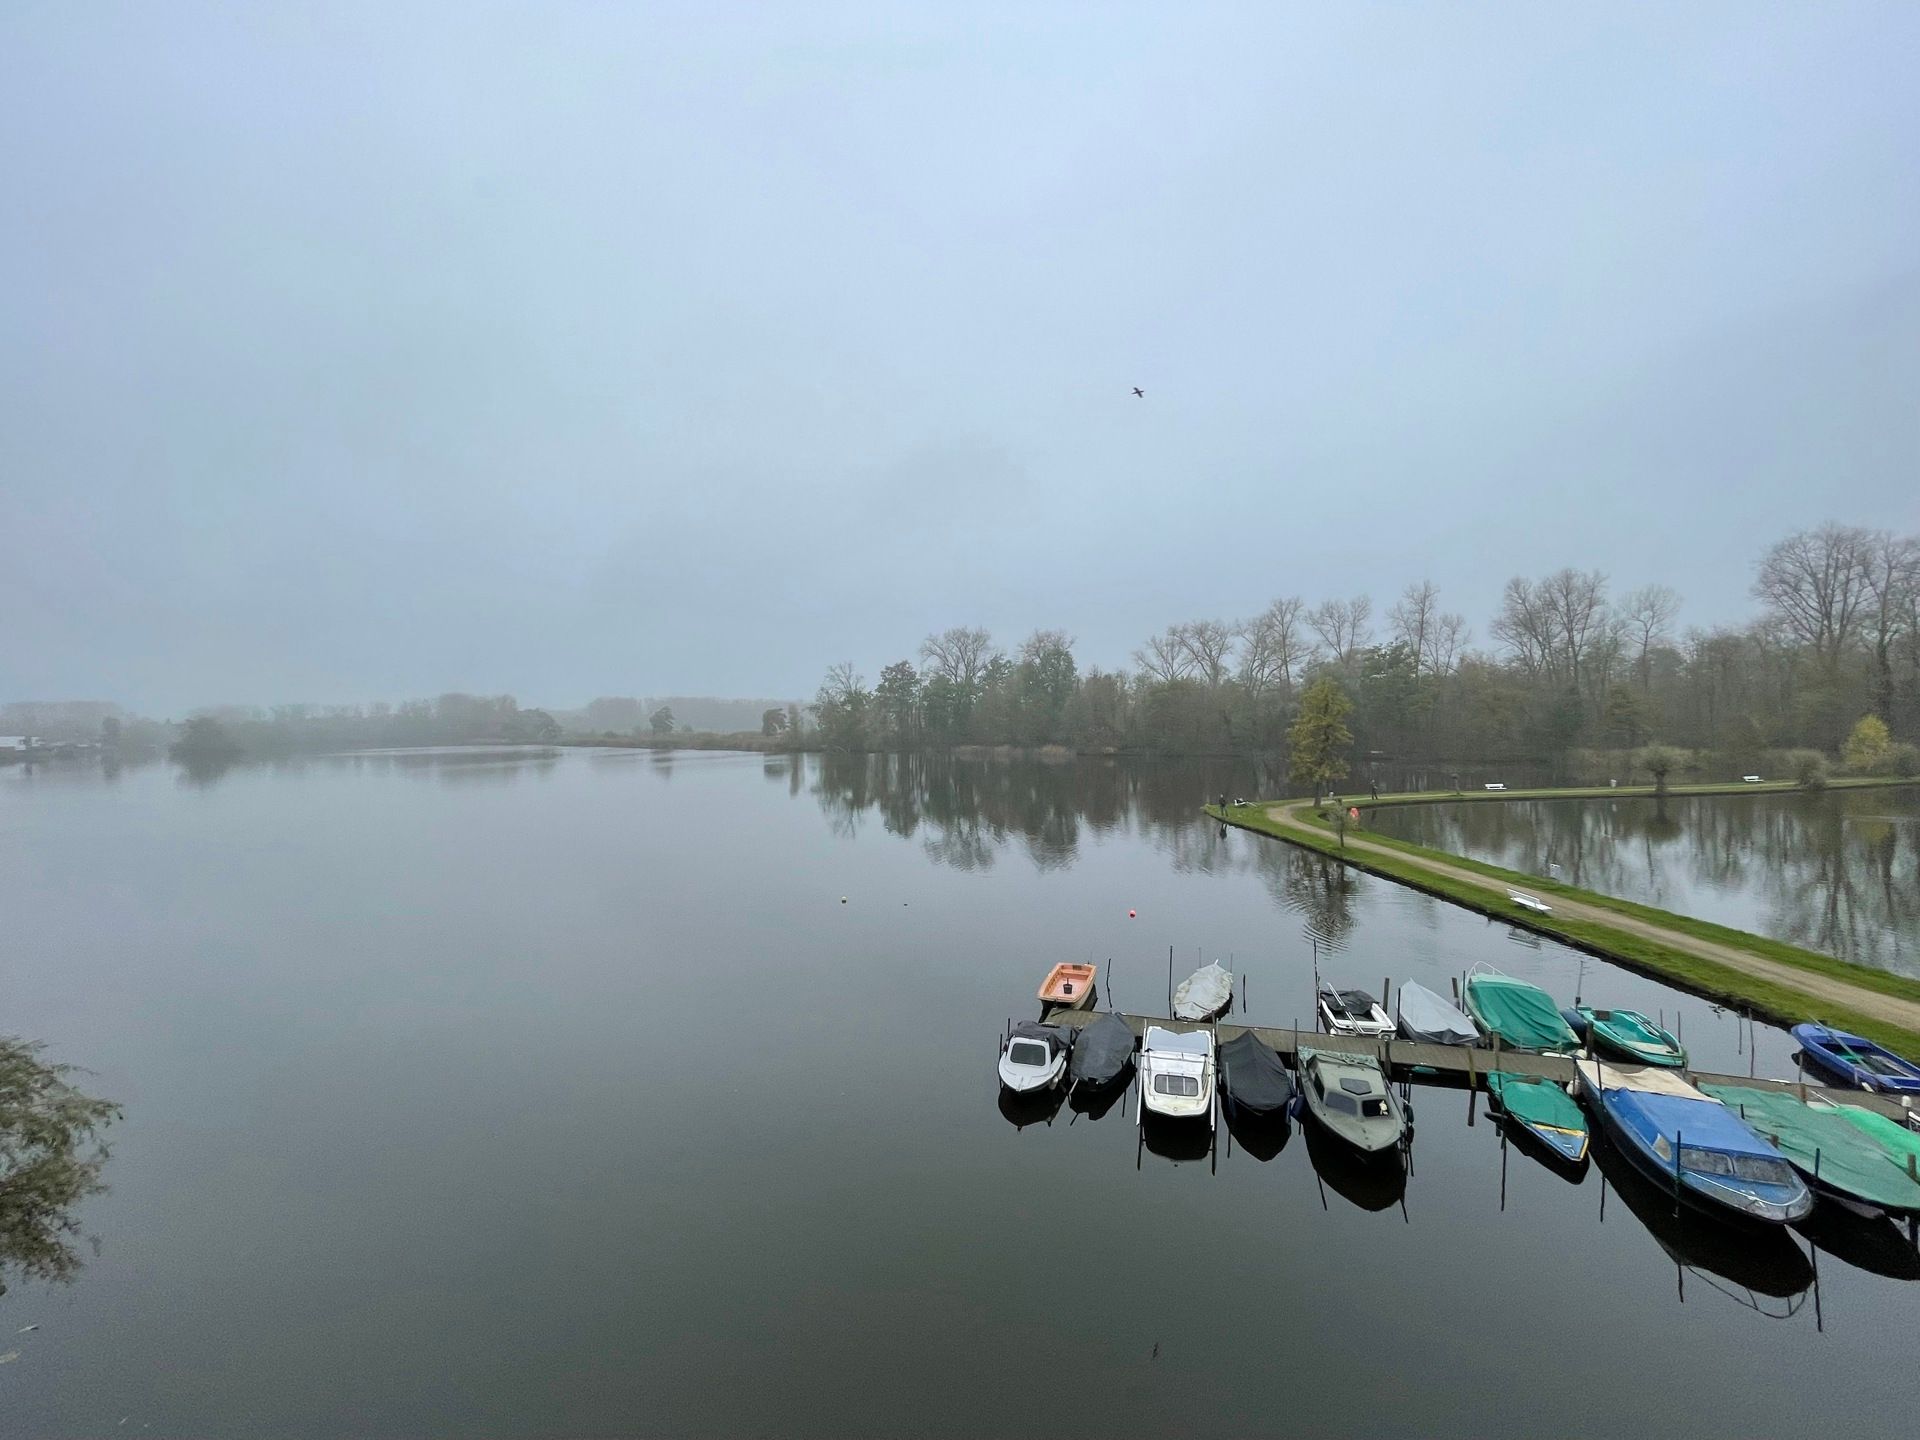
[5,4,1918,715]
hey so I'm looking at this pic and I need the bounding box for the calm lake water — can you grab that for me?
[3,751,1916,1438]
[1366,786,1920,975]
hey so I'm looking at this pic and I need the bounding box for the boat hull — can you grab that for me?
[1791,1024,1920,1095]
[1579,1075,1810,1225]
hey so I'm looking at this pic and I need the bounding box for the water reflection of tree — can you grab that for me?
[0,1039,119,1296]
[1264,849,1359,952]
[1383,790,1919,972]
[808,754,1261,873]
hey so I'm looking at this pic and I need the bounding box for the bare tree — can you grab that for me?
[1541,568,1610,697]
[1388,580,1440,675]
[1491,576,1554,677]
[1752,523,1875,673]
[1134,625,1197,683]
[1177,619,1235,689]
[1621,584,1682,691]
[1425,612,1469,678]
[1237,597,1306,698]
[1306,595,1372,666]
[1861,532,1920,719]
[919,626,996,693]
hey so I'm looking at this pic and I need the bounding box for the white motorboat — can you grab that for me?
[1317,980,1393,1038]
[1138,1025,1216,1127]
[997,1021,1070,1093]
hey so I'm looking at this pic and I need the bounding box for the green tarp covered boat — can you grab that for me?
[1463,969,1580,1053]
[1699,1083,1920,1216]
[1487,1072,1588,1164]
[1565,1005,1686,1068]
[1831,1103,1920,1177]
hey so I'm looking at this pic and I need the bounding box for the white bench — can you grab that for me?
[1508,890,1552,915]
[1483,783,1507,792]
[1742,775,1762,783]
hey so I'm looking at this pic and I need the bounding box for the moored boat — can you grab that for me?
[1139,1025,1216,1126]
[1395,980,1476,1046]
[1218,1030,1294,1118]
[1576,1058,1811,1224]
[1296,1047,1407,1159]
[1487,1072,1589,1164]
[1172,962,1235,1022]
[1699,1081,1920,1218]
[1068,1011,1135,1093]
[997,1020,1071,1094]
[1038,961,1097,1009]
[1464,967,1580,1054]
[1790,1024,1920,1096]
[1563,1005,1686,1068]
[1317,981,1393,1037]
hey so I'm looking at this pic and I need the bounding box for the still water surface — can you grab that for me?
[2,751,1915,1437]
[1366,786,1920,975]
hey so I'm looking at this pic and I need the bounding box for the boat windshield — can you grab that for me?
[1681,1146,1796,1185]
[1008,1041,1049,1067]
[1153,1073,1200,1097]
[1323,1091,1359,1115]
[1360,1096,1393,1119]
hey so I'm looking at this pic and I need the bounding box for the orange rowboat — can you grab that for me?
[1039,962,1098,1009]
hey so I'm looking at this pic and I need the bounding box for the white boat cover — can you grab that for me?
[1172,963,1235,1020]
[1396,981,1477,1046]
[1144,1025,1212,1056]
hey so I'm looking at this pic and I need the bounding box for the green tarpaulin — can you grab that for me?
[1488,1073,1586,1135]
[1699,1084,1920,1213]
[1464,973,1579,1053]
[1834,1104,1920,1178]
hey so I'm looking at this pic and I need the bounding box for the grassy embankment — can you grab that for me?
[1209,776,1920,1056]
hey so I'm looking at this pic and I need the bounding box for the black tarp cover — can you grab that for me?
[1009,1020,1071,1062]
[1219,1030,1294,1113]
[1069,1012,1134,1087]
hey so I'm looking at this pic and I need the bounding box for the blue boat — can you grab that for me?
[1575,1059,1811,1225]
[1790,1023,1920,1096]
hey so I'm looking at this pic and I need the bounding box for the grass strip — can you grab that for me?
[1211,800,1920,1057]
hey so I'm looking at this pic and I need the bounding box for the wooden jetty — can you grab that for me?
[1040,1009,1920,1123]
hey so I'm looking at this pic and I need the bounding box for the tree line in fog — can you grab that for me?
[801,522,1920,774]
[9,521,1918,776]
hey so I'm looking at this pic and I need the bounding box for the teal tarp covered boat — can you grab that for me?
[1565,1006,1686,1067]
[1464,969,1580,1053]
[1488,1072,1588,1163]
[1699,1083,1920,1216]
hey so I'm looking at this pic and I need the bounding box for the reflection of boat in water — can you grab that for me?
[1068,1070,1130,1123]
[1224,1104,1292,1162]
[1794,1207,1920,1282]
[1141,1108,1213,1163]
[1593,1132,1813,1308]
[997,1084,1065,1131]
[1303,1116,1406,1212]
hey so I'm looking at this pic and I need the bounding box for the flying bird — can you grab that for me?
[1131,387,1145,398]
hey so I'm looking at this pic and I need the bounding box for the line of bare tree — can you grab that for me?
[803,522,1920,770]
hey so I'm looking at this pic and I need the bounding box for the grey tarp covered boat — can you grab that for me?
[1069,1012,1135,1090]
[1219,1030,1294,1115]
[1395,980,1477,1046]
[1173,962,1235,1021]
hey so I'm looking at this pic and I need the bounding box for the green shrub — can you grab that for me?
[1788,749,1829,790]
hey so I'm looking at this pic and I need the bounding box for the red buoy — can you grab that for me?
[1128,910,1137,919]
